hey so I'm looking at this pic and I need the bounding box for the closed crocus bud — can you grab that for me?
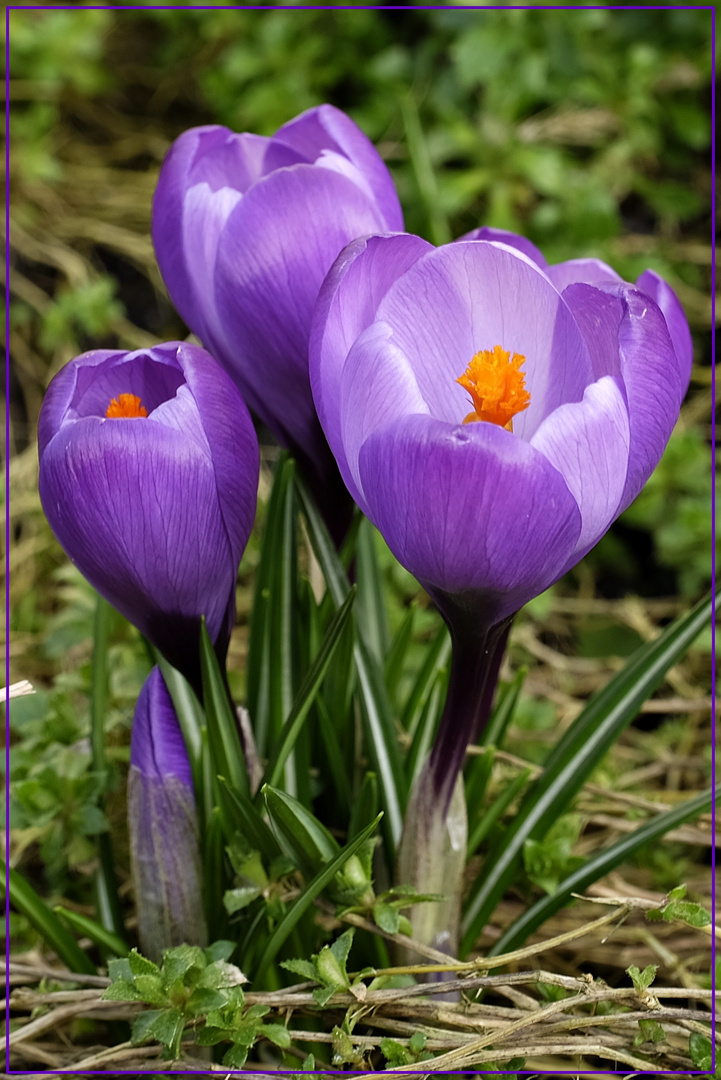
[38,343,259,693]
[310,232,691,958]
[128,667,206,960]
[152,105,403,541]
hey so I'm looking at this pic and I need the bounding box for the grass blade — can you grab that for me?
[480,665,527,749]
[489,785,718,955]
[3,862,96,974]
[200,617,249,802]
[467,767,532,856]
[461,590,715,955]
[89,593,125,944]
[399,92,452,246]
[253,814,383,983]
[355,518,390,665]
[246,454,298,761]
[54,906,129,958]
[405,668,447,789]
[297,475,405,855]
[384,604,416,708]
[263,784,339,875]
[400,623,451,737]
[261,586,357,791]
[218,777,282,864]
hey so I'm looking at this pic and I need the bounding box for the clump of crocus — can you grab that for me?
[152,105,403,542]
[310,232,692,957]
[38,342,259,692]
[128,667,206,960]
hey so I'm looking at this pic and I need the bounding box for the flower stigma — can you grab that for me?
[457,345,530,431]
[105,393,149,419]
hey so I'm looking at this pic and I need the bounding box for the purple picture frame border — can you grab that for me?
[4,4,716,1075]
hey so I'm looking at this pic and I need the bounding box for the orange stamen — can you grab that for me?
[457,345,530,432]
[105,393,148,419]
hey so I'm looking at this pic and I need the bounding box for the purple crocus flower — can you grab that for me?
[38,342,259,692]
[128,666,206,959]
[310,231,691,958]
[152,105,403,540]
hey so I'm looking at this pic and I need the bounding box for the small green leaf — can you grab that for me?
[409,1030,427,1055]
[281,958,317,981]
[198,960,248,990]
[107,956,133,982]
[634,1018,666,1047]
[204,940,235,963]
[374,902,400,935]
[161,943,206,987]
[149,1007,185,1054]
[667,883,687,901]
[101,978,141,1002]
[688,1032,712,1070]
[130,1009,161,1045]
[316,945,350,990]
[186,987,227,1015]
[263,783,339,875]
[381,1037,411,1067]
[133,974,167,1006]
[127,949,161,978]
[223,1042,250,1068]
[254,814,383,982]
[627,963,658,992]
[660,899,711,927]
[262,1022,292,1048]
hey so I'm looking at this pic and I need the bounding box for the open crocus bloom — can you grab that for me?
[38,343,259,690]
[152,105,403,482]
[311,233,691,629]
[128,667,206,960]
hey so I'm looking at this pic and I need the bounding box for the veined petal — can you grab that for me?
[182,182,242,348]
[358,414,581,621]
[373,241,594,438]
[213,163,388,458]
[531,376,630,559]
[459,226,548,269]
[310,232,433,477]
[636,268,694,384]
[545,257,622,292]
[339,320,429,509]
[274,104,403,230]
[130,667,193,784]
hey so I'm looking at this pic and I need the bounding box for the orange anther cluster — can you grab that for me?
[457,345,530,431]
[105,393,149,419]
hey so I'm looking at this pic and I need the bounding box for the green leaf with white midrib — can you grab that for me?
[3,862,96,974]
[489,784,718,956]
[296,475,406,856]
[199,618,249,802]
[253,814,382,983]
[461,590,716,955]
[260,585,357,792]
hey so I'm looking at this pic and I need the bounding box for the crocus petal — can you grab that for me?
[213,164,388,461]
[545,257,622,293]
[274,104,403,230]
[129,667,205,960]
[636,268,694,384]
[459,226,548,269]
[358,414,581,623]
[310,232,433,484]
[563,282,687,514]
[531,375,630,559]
[38,344,259,686]
[372,241,594,438]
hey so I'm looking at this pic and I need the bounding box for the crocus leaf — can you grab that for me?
[461,590,715,954]
[315,695,353,818]
[199,617,249,801]
[261,585,357,791]
[348,771,379,840]
[263,784,339,877]
[384,604,416,708]
[355,517,390,665]
[54,905,129,958]
[253,814,382,982]
[480,665,527,749]
[405,668,447,789]
[89,592,126,946]
[467,767,532,856]
[218,778,281,864]
[400,622,451,737]
[246,454,298,760]
[487,784,718,956]
[297,473,405,854]
[3,862,95,974]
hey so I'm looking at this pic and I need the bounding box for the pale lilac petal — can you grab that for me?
[545,257,622,293]
[358,414,581,623]
[214,164,388,460]
[531,376,630,558]
[130,667,193,784]
[560,280,687,516]
[636,269,694,383]
[339,320,429,508]
[459,226,548,269]
[274,104,403,229]
[373,241,594,439]
[182,182,242,349]
[310,232,433,481]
